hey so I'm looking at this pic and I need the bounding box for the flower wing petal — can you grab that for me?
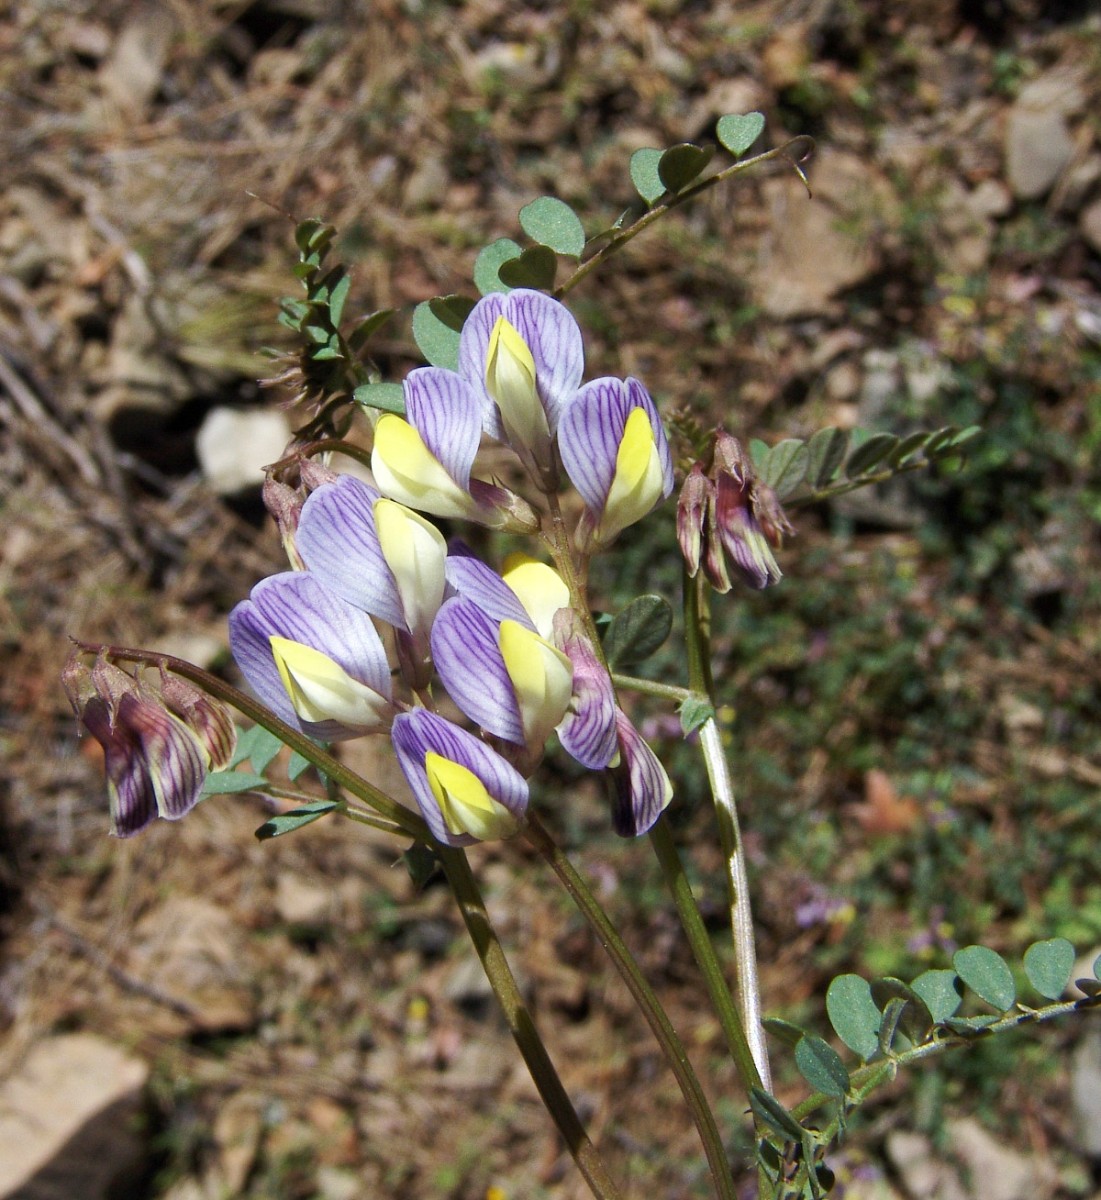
[403,367,484,491]
[610,708,673,837]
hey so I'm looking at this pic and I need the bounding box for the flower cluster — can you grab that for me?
[228,290,675,844]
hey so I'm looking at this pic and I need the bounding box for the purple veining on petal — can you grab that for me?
[403,367,484,490]
[120,695,208,820]
[554,616,618,769]
[557,376,674,519]
[81,697,160,837]
[297,476,405,629]
[391,709,529,846]
[503,290,584,435]
[443,554,534,629]
[229,572,391,740]
[458,293,508,440]
[430,597,524,744]
[610,708,673,837]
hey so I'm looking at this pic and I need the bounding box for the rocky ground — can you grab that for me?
[2,1,1101,1198]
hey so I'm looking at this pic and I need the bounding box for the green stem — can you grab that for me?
[75,641,426,840]
[556,138,813,301]
[648,816,762,1096]
[436,844,625,1200]
[611,672,693,703]
[525,812,738,1200]
[681,576,771,1090]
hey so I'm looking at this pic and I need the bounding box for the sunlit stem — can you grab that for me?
[556,138,814,301]
[611,672,693,703]
[524,811,739,1200]
[72,641,426,840]
[648,816,762,1096]
[436,843,626,1200]
[681,574,772,1091]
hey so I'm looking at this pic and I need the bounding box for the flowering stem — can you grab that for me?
[610,673,693,703]
[524,812,739,1200]
[648,816,762,1096]
[681,576,772,1091]
[436,844,625,1200]
[72,641,427,840]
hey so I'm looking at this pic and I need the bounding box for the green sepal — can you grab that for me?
[716,112,766,157]
[519,196,586,258]
[254,799,341,840]
[602,594,674,667]
[403,843,440,892]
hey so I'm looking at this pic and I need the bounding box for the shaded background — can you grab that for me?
[2,0,1100,1196]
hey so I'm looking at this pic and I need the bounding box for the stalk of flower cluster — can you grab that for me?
[524,811,739,1200]
[435,844,625,1200]
[681,572,772,1092]
[72,642,426,839]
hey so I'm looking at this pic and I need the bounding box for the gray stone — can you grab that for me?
[1005,107,1074,201]
[1071,1027,1101,1156]
[949,1117,1057,1200]
[885,1129,967,1200]
[0,1034,149,1200]
[1081,198,1101,257]
[195,407,292,496]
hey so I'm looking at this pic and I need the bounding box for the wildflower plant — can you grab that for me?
[66,115,1100,1198]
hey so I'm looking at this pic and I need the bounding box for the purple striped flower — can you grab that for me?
[458,289,584,479]
[557,377,674,548]
[391,709,529,844]
[609,709,674,837]
[228,572,394,741]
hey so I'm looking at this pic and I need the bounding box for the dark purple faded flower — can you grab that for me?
[712,433,791,591]
[391,709,529,844]
[608,708,673,837]
[63,657,234,838]
[557,377,674,548]
[228,571,394,741]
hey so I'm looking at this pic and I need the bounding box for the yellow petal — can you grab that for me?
[502,554,570,640]
[498,619,573,747]
[270,636,388,730]
[485,316,548,451]
[598,407,665,543]
[371,415,481,520]
[374,498,446,636]
[425,751,519,840]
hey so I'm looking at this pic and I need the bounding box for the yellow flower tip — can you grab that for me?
[269,636,387,729]
[425,751,519,840]
[486,317,536,395]
[498,620,573,745]
[373,498,447,634]
[485,316,548,453]
[598,407,666,543]
[502,555,571,638]
[371,415,480,520]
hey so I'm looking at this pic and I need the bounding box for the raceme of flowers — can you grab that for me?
[231,290,675,845]
[73,290,676,843]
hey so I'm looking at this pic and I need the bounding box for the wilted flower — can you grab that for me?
[608,708,674,837]
[63,656,236,837]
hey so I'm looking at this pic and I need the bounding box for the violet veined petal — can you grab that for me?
[554,614,619,769]
[459,290,585,439]
[501,554,570,641]
[297,476,405,629]
[391,710,529,845]
[118,693,209,821]
[229,572,392,740]
[81,696,160,837]
[403,367,484,491]
[443,551,534,629]
[610,708,673,837]
[558,377,674,522]
[430,597,524,744]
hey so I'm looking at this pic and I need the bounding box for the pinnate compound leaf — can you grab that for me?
[749,1088,805,1142]
[795,1036,850,1098]
[603,595,674,667]
[498,244,558,290]
[806,427,850,487]
[202,770,270,797]
[328,272,351,327]
[474,238,522,295]
[287,751,313,782]
[954,945,1016,1011]
[763,1017,809,1047]
[658,143,714,193]
[348,308,396,351]
[630,149,666,205]
[519,196,586,258]
[255,800,340,840]
[846,432,900,477]
[412,300,461,370]
[870,978,934,1040]
[679,695,715,737]
[888,430,933,468]
[1023,938,1075,1000]
[717,112,766,157]
[354,381,406,416]
[759,438,809,498]
[826,974,881,1060]
[878,997,908,1055]
[910,970,963,1024]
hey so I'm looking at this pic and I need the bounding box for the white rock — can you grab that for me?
[885,1130,967,1200]
[1005,106,1074,201]
[1071,1028,1101,1156]
[274,873,333,926]
[196,407,292,496]
[0,1034,148,1199]
[949,1116,1057,1200]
